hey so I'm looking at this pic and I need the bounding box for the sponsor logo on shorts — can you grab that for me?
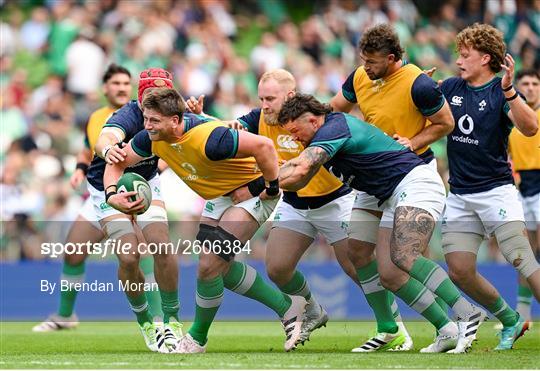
[100,202,112,210]
[499,208,507,219]
[153,186,160,195]
[205,201,215,213]
[253,200,261,211]
[340,221,349,230]
[274,212,281,221]
[399,191,407,202]
[441,216,447,226]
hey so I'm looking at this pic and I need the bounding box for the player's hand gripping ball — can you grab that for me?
[116,173,152,215]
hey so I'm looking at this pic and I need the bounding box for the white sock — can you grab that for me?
[451,297,475,318]
[516,302,531,321]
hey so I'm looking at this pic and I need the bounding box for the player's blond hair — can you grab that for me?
[455,23,506,73]
[259,69,296,91]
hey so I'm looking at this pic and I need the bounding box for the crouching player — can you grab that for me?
[104,88,308,353]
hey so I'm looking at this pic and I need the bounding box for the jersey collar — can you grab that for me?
[466,76,498,91]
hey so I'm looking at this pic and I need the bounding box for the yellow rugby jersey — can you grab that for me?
[85,106,116,153]
[132,121,261,200]
[255,111,342,197]
[341,63,445,157]
[509,107,540,171]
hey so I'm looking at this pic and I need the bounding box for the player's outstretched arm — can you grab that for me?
[103,141,148,214]
[279,146,330,191]
[501,54,538,136]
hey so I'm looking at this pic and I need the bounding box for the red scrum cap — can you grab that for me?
[138,68,174,103]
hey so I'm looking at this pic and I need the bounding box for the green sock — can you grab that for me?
[357,261,398,334]
[395,277,450,330]
[279,270,312,300]
[126,292,153,326]
[516,284,533,319]
[435,296,450,316]
[160,289,179,324]
[139,256,164,320]
[410,257,472,317]
[188,276,224,346]
[486,296,519,327]
[58,261,85,317]
[224,261,291,317]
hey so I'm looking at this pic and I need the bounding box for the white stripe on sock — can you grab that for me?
[230,264,257,295]
[410,289,436,314]
[196,293,223,308]
[360,275,385,295]
[423,266,448,292]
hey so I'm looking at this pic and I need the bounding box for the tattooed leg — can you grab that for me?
[390,206,435,272]
[391,207,478,321]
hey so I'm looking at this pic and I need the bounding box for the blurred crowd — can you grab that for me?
[1,0,539,262]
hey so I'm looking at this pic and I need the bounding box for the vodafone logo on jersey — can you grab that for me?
[457,114,474,135]
[276,135,300,152]
[451,114,479,146]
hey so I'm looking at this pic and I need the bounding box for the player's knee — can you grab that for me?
[347,242,375,268]
[389,247,414,272]
[495,221,540,278]
[448,264,475,287]
[197,255,217,279]
[378,267,403,292]
[117,251,140,271]
[266,262,293,286]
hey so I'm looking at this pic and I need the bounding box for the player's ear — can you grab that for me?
[171,115,180,127]
[387,54,396,63]
[481,53,491,67]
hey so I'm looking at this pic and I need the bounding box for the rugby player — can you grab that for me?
[232,69,358,345]
[439,24,540,350]
[277,93,486,354]
[87,68,191,352]
[32,65,163,332]
[103,88,308,353]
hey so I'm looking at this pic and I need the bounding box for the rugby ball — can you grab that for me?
[116,173,152,215]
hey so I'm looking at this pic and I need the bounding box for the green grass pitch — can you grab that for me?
[1,321,539,369]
